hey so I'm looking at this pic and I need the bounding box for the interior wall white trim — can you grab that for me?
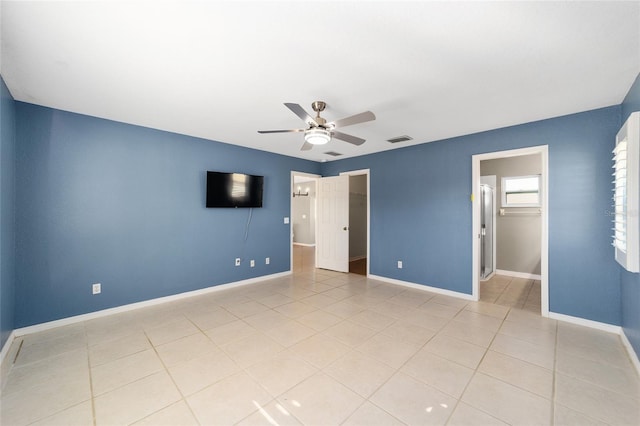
[472,145,549,316]
[292,243,316,247]
[495,269,542,280]
[621,329,640,377]
[11,271,291,338]
[368,274,475,301]
[549,311,639,376]
[548,311,621,334]
[0,330,17,370]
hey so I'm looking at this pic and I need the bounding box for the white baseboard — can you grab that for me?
[620,329,640,377]
[548,311,621,334]
[496,269,542,280]
[368,274,476,301]
[349,255,366,262]
[13,271,292,338]
[547,310,640,376]
[293,243,315,247]
[480,271,496,282]
[0,330,16,367]
[7,268,639,379]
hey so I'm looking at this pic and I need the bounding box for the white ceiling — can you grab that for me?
[2,1,639,162]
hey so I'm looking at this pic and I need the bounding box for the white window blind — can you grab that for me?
[613,112,639,273]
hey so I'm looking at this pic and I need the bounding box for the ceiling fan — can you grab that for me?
[258,101,376,151]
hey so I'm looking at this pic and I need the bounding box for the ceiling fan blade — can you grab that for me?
[257,129,305,134]
[328,111,375,128]
[284,103,318,126]
[332,131,365,146]
[300,141,313,151]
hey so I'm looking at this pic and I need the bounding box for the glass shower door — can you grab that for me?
[480,183,495,280]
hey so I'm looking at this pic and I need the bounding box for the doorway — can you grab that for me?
[291,172,320,273]
[348,174,368,275]
[472,146,549,316]
[301,169,370,276]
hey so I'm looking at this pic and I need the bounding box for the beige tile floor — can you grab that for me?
[480,274,541,314]
[1,253,639,425]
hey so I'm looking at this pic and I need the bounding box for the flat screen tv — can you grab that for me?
[206,171,264,208]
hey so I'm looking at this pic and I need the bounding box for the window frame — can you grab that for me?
[501,174,542,208]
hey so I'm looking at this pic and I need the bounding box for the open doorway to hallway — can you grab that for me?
[291,172,320,272]
[292,245,316,273]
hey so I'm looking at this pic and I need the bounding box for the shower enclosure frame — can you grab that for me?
[480,175,497,280]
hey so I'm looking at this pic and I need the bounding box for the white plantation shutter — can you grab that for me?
[613,112,639,273]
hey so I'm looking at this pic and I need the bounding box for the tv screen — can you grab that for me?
[206,171,264,208]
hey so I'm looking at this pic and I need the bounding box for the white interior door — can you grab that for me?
[317,175,349,272]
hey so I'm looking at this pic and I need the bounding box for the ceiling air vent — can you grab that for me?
[386,135,413,143]
[324,151,343,157]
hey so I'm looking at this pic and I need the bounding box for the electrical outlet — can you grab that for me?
[92,283,101,294]
[265,257,270,265]
[284,217,290,224]
[397,261,403,269]
[250,259,255,267]
[235,258,241,266]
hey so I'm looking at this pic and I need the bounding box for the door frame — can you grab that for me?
[340,169,371,276]
[471,146,549,316]
[290,171,321,272]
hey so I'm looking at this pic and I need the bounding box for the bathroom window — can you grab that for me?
[501,175,541,207]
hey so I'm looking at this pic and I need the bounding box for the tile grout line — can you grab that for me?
[143,329,202,425]
[11,339,24,366]
[346,300,491,424]
[252,278,400,425]
[6,269,637,426]
[442,305,513,425]
[550,319,559,425]
[209,293,322,425]
[84,322,97,426]
[330,308,406,425]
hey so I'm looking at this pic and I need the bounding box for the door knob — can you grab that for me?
[343,227,348,231]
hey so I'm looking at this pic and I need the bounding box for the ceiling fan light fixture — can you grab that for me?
[304,128,331,145]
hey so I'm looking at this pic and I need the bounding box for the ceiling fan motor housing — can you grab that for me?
[311,101,328,126]
[311,101,326,112]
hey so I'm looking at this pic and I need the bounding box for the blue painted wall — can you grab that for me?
[621,72,640,357]
[8,81,637,335]
[1,77,16,349]
[14,103,320,327]
[322,106,622,325]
